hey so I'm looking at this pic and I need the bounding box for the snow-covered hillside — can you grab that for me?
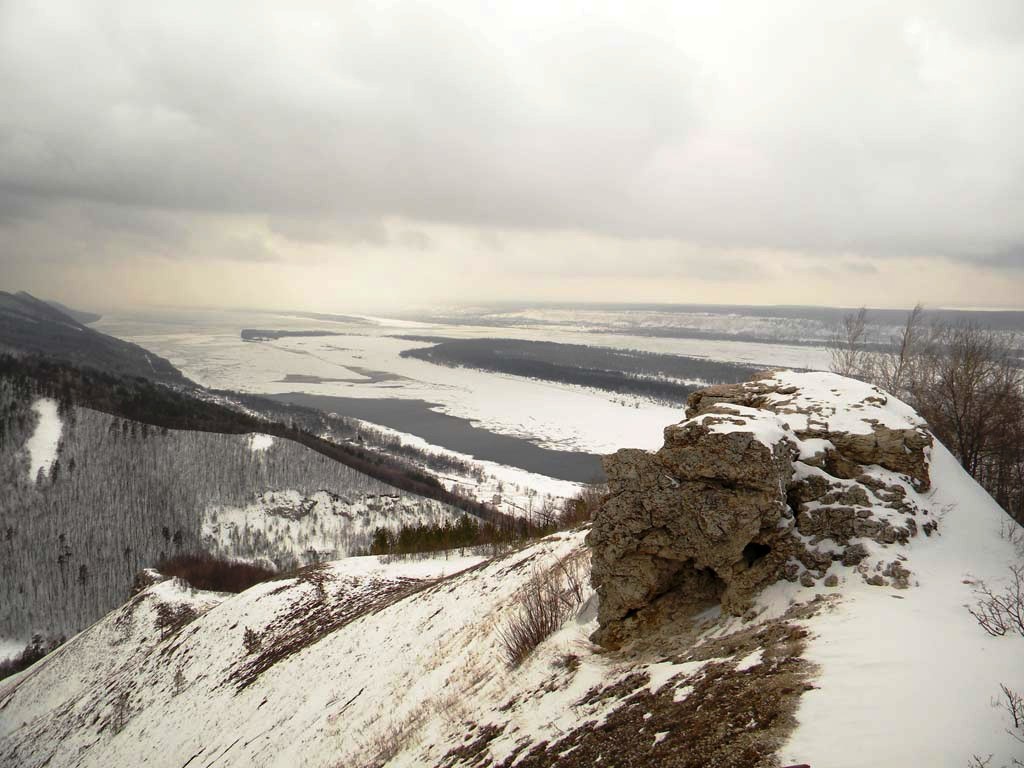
[202,488,461,563]
[0,389,469,645]
[2,372,1022,768]
[781,441,1024,766]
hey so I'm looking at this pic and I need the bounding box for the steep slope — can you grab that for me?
[782,442,1024,766]
[1,371,1021,768]
[0,532,823,768]
[0,388,469,645]
[0,291,184,384]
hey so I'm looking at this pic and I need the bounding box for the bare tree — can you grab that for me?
[831,307,1024,522]
[871,303,928,398]
[829,307,870,379]
[911,324,1022,478]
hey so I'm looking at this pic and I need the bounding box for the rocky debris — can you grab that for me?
[883,559,912,589]
[588,371,934,647]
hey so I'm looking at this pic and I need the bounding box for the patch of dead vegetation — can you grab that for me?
[437,724,507,768]
[228,567,438,691]
[153,602,199,641]
[442,598,832,768]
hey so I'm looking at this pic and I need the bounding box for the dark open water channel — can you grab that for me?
[266,392,606,483]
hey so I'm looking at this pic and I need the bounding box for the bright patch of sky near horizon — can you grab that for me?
[1,1,1022,310]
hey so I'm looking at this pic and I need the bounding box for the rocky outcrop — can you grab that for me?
[588,371,934,647]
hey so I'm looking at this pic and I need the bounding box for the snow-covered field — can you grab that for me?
[25,398,62,481]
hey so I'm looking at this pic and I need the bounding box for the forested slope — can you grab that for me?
[0,377,468,643]
[0,354,498,520]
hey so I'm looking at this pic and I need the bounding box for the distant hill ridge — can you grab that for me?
[0,291,185,384]
[43,299,102,324]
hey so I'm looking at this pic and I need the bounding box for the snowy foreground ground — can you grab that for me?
[780,442,1024,766]
[2,376,1023,767]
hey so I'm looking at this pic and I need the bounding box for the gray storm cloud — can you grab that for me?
[0,1,1022,308]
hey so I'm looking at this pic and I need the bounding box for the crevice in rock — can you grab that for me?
[742,542,772,568]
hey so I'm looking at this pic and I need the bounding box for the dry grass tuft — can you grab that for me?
[497,551,588,667]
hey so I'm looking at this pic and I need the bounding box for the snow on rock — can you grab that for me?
[589,369,1024,766]
[734,648,763,672]
[781,442,1024,768]
[24,398,62,481]
[589,370,937,646]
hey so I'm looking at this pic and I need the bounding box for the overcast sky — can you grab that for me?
[2,1,1023,311]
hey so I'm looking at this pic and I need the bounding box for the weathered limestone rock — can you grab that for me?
[685,378,932,491]
[588,371,934,647]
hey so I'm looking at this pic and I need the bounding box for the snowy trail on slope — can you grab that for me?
[25,398,62,481]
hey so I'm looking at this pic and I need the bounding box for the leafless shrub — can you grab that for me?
[111,690,131,734]
[968,565,1024,637]
[910,323,1023,493]
[154,601,199,640]
[365,705,429,767]
[560,483,608,528]
[553,652,580,671]
[556,550,588,606]
[971,685,1024,767]
[869,303,932,396]
[1001,519,1024,560]
[497,551,589,667]
[172,666,186,696]
[1002,684,1024,743]
[157,553,276,594]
